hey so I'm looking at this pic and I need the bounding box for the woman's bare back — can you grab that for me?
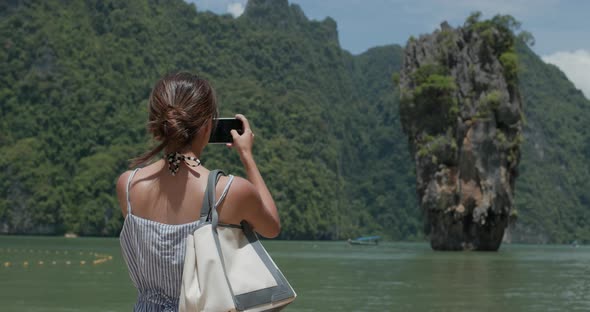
[116,159,242,226]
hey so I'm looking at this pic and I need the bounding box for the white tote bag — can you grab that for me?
[179,170,296,312]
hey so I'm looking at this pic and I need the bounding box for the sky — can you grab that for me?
[188,0,590,99]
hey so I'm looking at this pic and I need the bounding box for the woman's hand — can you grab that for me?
[227,114,255,159]
[225,114,280,237]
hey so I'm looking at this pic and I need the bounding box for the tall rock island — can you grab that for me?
[399,15,526,250]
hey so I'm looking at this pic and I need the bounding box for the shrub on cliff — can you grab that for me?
[400,64,458,136]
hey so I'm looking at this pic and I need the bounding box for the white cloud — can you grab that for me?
[542,50,590,99]
[186,0,248,16]
[227,2,245,17]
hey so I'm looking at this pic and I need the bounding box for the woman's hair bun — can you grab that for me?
[131,72,218,168]
[160,106,191,141]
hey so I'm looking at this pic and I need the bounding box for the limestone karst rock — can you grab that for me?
[399,17,524,251]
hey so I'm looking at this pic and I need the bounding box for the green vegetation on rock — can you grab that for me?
[400,63,458,136]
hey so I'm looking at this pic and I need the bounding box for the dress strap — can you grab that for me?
[215,175,235,207]
[126,168,140,215]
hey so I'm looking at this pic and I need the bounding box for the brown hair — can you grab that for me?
[130,72,218,168]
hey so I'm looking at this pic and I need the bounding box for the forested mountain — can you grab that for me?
[511,43,590,243]
[0,0,588,243]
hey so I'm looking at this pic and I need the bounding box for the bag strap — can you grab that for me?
[200,169,225,222]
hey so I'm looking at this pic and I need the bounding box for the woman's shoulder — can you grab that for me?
[215,175,262,224]
[116,170,134,187]
[115,170,135,215]
[219,175,261,209]
[220,175,255,196]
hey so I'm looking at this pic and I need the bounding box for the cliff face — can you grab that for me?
[399,19,524,250]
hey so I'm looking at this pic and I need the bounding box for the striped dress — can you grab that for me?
[119,168,234,311]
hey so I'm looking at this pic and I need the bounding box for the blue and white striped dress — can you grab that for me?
[119,168,234,311]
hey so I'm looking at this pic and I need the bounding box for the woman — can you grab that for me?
[115,72,280,311]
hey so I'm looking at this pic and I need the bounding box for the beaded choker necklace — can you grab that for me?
[164,152,201,176]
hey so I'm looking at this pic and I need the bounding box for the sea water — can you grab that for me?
[0,236,588,311]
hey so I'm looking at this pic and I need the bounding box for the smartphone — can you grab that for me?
[209,118,244,144]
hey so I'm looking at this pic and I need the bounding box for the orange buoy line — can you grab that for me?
[1,248,114,268]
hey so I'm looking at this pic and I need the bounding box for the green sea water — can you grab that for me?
[0,236,588,311]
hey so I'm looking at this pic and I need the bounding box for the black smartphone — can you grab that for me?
[209,118,244,144]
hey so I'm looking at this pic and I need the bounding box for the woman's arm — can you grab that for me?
[227,114,280,238]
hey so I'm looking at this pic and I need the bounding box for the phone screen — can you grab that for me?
[209,118,244,144]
